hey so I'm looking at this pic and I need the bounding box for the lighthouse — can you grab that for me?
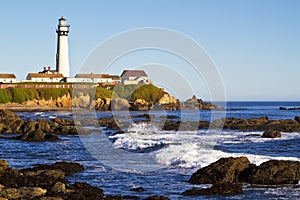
[56,16,70,77]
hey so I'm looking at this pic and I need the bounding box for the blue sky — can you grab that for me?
[0,0,299,101]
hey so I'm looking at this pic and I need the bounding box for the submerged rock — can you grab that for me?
[144,195,170,200]
[130,186,145,192]
[261,130,281,138]
[188,157,251,184]
[182,182,243,196]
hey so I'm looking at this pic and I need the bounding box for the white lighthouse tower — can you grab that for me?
[56,16,70,77]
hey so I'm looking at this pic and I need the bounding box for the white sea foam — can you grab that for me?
[109,122,300,169]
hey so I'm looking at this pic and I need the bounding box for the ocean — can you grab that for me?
[1,102,300,199]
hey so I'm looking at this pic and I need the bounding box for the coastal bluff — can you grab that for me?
[0,85,222,111]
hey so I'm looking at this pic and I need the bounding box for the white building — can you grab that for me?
[71,74,120,84]
[56,16,70,77]
[120,70,149,85]
[0,74,17,83]
[26,73,64,82]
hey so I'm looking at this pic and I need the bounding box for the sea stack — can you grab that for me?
[56,16,70,77]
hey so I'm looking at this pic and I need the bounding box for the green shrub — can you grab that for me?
[11,88,38,103]
[95,87,112,99]
[0,89,12,103]
[130,84,164,102]
[37,88,72,100]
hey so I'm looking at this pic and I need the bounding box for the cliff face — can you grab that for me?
[23,93,73,108]
[5,92,222,111]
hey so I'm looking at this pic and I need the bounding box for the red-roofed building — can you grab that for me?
[0,74,17,83]
[26,73,64,82]
[120,70,149,85]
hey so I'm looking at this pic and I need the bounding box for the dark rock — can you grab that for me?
[181,95,223,110]
[131,114,151,119]
[122,195,140,199]
[109,98,130,111]
[166,115,180,119]
[198,121,210,129]
[130,186,145,192]
[7,119,24,133]
[67,182,104,200]
[279,107,287,110]
[99,117,120,130]
[188,156,251,184]
[44,133,60,141]
[295,116,300,124]
[144,195,170,200]
[242,160,300,185]
[37,118,52,132]
[130,102,151,111]
[0,108,20,120]
[22,120,37,134]
[162,120,179,131]
[18,129,46,141]
[261,130,281,138]
[111,130,125,136]
[0,167,66,190]
[29,161,84,176]
[15,129,60,142]
[105,195,123,200]
[53,118,65,125]
[54,126,90,135]
[157,102,180,111]
[76,127,91,135]
[182,182,243,196]
[0,160,9,170]
[104,195,139,200]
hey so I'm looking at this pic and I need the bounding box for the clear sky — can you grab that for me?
[0,0,299,101]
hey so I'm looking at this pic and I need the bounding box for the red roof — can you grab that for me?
[75,74,118,79]
[27,73,64,78]
[121,70,147,77]
[0,74,16,78]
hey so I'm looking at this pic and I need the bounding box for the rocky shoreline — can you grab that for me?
[1,108,300,142]
[0,157,299,199]
[0,109,299,198]
[0,160,171,200]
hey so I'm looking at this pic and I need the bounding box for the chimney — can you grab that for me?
[48,66,51,71]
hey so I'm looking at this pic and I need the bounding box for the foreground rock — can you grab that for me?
[0,160,104,200]
[182,183,243,196]
[0,185,47,199]
[188,157,251,184]
[240,160,300,185]
[189,157,300,187]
